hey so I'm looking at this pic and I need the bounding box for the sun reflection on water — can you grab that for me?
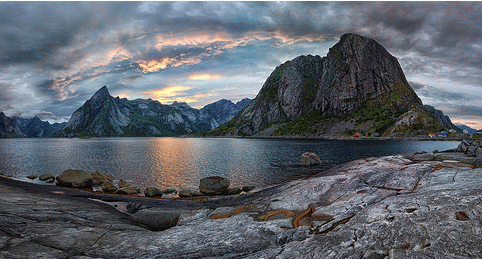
[147,138,198,189]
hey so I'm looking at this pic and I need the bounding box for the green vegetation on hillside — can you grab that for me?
[272,111,323,136]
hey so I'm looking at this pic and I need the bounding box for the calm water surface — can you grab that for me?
[0,138,458,189]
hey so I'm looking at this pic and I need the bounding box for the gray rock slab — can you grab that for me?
[132,209,180,231]
[2,154,482,258]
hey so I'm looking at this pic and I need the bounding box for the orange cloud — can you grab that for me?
[142,86,222,106]
[189,73,221,81]
[148,85,193,97]
[154,31,328,52]
[94,46,132,67]
[141,31,329,74]
[136,56,202,73]
[155,32,242,50]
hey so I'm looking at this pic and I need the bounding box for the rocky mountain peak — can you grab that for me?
[89,85,110,107]
[0,112,25,137]
[170,101,190,109]
[315,33,421,116]
[60,85,252,137]
[212,33,440,137]
[424,105,459,131]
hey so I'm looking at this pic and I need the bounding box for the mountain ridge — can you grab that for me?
[210,33,447,137]
[60,86,251,137]
[423,105,460,131]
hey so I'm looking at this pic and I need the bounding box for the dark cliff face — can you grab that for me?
[0,112,24,137]
[63,86,130,137]
[215,33,441,137]
[8,116,66,138]
[229,55,324,135]
[314,33,421,116]
[200,99,251,127]
[424,105,459,131]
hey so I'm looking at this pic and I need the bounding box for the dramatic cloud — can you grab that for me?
[1,2,481,128]
[189,74,221,81]
[145,86,195,104]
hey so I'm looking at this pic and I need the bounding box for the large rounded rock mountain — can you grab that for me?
[213,33,445,137]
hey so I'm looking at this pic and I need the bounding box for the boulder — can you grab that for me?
[56,169,93,188]
[162,189,177,194]
[300,152,321,166]
[39,173,55,182]
[178,188,193,197]
[118,179,129,188]
[44,178,55,184]
[199,176,230,195]
[468,144,478,156]
[178,188,204,197]
[144,186,163,197]
[456,139,472,153]
[132,209,180,231]
[27,175,38,180]
[114,186,140,195]
[474,147,482,167]
[227,187,241,195]
[101,181,117,193]
[92,171,115,183]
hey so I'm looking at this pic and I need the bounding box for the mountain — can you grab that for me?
[13,116,67,137]
[200,98,252,128]
[211,33,445,137]
[0,112,25,138]
[61,86,251,137]
[423,105,460,131]
[455,124,478,133]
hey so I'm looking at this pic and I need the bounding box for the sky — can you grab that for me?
[1,2,482,129]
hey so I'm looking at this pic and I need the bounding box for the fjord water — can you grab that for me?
[0,138,458,189]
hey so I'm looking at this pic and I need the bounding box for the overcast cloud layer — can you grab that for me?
[1,2,482,128]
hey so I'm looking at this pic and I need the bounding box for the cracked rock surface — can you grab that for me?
[1,154,482,258]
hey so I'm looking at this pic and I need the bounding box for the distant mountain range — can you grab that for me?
[0,33,472,139]
[423,105,460,131]
[455,124,478,133]
[0,88,251,138]
[12,116,67,138]
[60,86,251,137]
[0,112,25,137]
[209,33,454,137]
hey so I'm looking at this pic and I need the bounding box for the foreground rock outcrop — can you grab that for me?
[1,151,482,258]
[300,152,321,166]
[56,169,93,188]
[199,176,230,195]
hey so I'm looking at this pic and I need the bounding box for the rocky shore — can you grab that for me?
[1,143,482,258]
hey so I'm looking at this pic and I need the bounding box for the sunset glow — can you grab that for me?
[147,86,193,98]
[189,74,221,81]
[1,2,481,128]
[137,56,202,73]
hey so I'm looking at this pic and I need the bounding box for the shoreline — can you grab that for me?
[1,134,469,141]
[0,138,461,197]
[3,148,482,258]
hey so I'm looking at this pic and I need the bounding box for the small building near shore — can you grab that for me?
[437,131,448,137]
[428,133,436,138]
